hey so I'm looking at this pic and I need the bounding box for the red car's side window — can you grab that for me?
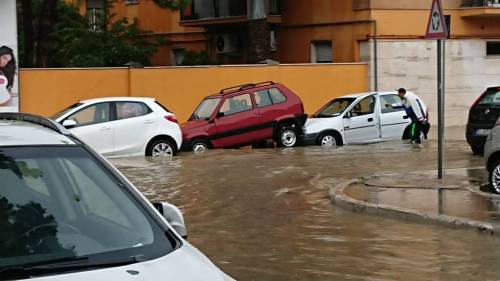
[219,94,253,116]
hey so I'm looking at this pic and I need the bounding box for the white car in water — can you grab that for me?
[302,91,413,146]
[0,113,235,281]
[53,97,182,157]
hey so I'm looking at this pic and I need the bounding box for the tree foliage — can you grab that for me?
[17,0,177,68]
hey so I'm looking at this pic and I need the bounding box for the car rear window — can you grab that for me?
[477,88,500,106]
[155,101,171,113]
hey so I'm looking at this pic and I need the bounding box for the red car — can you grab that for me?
[181,81,307,152]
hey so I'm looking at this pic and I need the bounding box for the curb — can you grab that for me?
[464,185,500,199]
[330,179,500,236]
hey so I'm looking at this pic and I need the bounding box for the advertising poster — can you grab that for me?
[0,0,19,112]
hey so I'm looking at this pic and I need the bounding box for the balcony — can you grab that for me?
[462,0,500,7]
[180,0,281,26]
[460,0,500,18]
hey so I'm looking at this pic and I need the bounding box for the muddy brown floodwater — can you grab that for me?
[110,140,500,281]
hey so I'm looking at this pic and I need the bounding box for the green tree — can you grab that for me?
[17,0,184,67]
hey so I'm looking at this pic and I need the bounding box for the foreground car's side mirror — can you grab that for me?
[344,112,352,119]
[153,202,187,239]
[62,119,77,129]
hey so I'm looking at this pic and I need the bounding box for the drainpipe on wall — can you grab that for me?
[372,20,378,92]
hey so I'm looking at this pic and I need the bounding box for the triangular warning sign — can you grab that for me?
[425,0,448,39]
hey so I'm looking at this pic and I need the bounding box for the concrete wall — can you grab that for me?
[360,39,500,127]
[19,64,368,122]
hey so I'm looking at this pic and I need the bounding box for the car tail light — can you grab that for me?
[165,115,178,124]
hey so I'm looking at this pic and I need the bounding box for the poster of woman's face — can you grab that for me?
[0,0,19,112]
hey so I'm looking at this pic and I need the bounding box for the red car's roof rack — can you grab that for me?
[218,81,275,95]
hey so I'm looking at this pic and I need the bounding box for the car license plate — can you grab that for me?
[476,129,491,136]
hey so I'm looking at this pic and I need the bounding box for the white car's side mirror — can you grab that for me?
[154,202,187,239]
[62,119,77,129]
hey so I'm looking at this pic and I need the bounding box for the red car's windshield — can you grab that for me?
[190,98,221,120]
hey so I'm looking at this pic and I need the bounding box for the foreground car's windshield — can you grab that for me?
[0,146,177,276]
[190,98,221,120]
[51,103,83,120]
[315,98,355,117]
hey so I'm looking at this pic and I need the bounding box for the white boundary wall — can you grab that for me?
[361,39,500,127]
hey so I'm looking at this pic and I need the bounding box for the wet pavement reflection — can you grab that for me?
[111,140,500,281]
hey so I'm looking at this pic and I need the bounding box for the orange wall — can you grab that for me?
[20,68,130,117]
[372,10,500,38]
[278,23,373,63]
[19,64,368,122]
[282,0,370,24]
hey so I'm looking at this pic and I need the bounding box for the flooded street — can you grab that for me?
[111,140,500,281]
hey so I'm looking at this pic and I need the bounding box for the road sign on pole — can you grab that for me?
[425,0,448,40]
[425,0,447,180]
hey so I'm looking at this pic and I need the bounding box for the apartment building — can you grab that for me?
[78,0,500,125]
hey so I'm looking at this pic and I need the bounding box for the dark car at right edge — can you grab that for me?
[466,86,500,154]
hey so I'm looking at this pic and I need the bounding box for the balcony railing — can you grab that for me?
[462,0,500,7]
[181,0,281,22]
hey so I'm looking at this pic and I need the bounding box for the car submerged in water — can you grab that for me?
[302,91,418,147]
[181,82,307,152]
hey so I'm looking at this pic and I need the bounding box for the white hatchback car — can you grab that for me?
[0,113,235,281]
[303,91,412,146]
[53,97,182,157]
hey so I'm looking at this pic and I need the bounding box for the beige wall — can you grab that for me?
[360,39,500,127]
[20,64,369,122]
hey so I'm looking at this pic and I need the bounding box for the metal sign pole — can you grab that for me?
[437,39,444,179]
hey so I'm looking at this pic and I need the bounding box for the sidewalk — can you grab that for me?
[330,170,500,235]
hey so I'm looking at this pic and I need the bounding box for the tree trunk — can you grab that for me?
[20,0,34,67]
[35,0,57,67]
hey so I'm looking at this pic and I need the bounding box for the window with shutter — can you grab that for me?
[311,41,333,63]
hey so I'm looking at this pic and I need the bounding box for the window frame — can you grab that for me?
[63,102,112,128]
[254,89,274,108]
[486,41,500,57]
[311,40,333,63]
[348,95,376,117]
[115,101,153,121]
[380,94,405,114]
[218,93,254,116]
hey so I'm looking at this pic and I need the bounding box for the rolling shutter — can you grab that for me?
[311,42,333,63]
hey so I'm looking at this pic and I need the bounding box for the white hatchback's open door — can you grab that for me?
[343,95,380,143]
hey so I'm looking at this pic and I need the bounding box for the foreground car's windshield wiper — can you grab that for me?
[0,255,145,280]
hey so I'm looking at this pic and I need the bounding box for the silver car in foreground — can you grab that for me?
[484,117,500,193]
[0,113,235,281]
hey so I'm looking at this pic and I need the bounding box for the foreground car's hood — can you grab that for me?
[181,120,209,131]
[32,244,234,281]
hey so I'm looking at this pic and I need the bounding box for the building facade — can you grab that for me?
[77,0,500,126]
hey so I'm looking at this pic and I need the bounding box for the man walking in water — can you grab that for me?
[397,88,429,144]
